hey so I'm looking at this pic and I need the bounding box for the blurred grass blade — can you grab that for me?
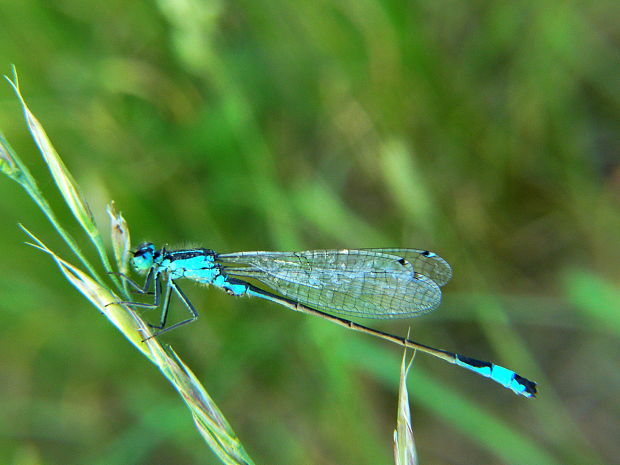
[380,138,434,233]
[563,269,620,335]
[292,179,385,245]
[393,344,417,465]
[21,225,255,465]
[5,67,117,284]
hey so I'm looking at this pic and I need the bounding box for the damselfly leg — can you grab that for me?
[111,271,199,339]
[147,278,199,338]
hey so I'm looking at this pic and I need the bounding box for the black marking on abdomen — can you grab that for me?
[515,375,537,395]
[457,355,490,369]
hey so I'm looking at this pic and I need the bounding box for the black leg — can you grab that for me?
[148,276,173,330]
[108,271,161,309]
[113,268,154,294]
[143,279,199,339]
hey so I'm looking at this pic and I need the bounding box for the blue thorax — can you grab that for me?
[131,243,247,296]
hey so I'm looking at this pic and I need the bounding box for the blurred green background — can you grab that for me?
[1,1,619,464]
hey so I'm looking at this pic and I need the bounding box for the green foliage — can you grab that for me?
[0,1,618,464]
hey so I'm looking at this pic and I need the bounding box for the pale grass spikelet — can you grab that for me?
[394,343,418,465]
[107,201,131,275]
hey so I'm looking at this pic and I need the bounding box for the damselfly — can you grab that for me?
[112,244,537,398]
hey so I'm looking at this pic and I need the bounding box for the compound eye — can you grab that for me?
[131,243,156,271]
[134,242,155,258]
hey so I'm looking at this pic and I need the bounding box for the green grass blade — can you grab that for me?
[0,125,103,284]
[21,226,256,465]
[5,67,119,289]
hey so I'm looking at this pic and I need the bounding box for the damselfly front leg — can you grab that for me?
[113,269,162,309]
[112,268,155,296]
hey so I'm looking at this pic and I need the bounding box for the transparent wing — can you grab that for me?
[219,248,452,286]
[217,249,446,318]
[366,248,452,287]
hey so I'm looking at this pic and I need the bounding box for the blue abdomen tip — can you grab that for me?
[455,355,537,398]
